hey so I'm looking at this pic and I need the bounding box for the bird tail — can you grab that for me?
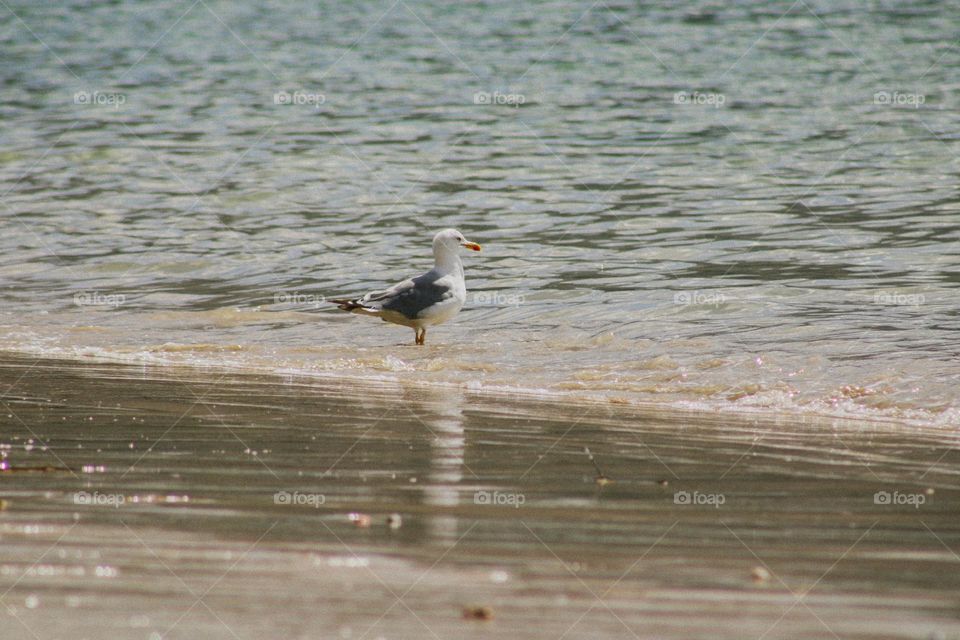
[329,298,365,311]
[330,298,383,318]
[331,297,389,316]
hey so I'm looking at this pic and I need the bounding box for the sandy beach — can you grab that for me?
[1,354,957,639]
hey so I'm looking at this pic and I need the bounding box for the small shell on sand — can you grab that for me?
[348,512,371,528]
[462,606,494,621]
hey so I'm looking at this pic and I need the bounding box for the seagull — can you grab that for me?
[330,229,482,345]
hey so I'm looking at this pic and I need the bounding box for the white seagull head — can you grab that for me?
[433,228,481,257]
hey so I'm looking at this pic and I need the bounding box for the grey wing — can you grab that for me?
[365,272,453,320]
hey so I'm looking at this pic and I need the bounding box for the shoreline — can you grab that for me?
[1,347,956,436]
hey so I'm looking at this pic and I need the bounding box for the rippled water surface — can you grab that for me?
[1,1,959,425]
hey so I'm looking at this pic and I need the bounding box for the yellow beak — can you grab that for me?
[462,241,482,252]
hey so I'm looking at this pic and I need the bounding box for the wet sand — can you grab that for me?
[1,354,958,639]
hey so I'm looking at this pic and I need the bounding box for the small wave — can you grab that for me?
[0,324,956,432]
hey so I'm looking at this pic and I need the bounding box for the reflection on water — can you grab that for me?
[422,386,467,542]
[0,358,958,639]
[1,4,959,421]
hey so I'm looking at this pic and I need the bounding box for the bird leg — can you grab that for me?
[414,328,426,345]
